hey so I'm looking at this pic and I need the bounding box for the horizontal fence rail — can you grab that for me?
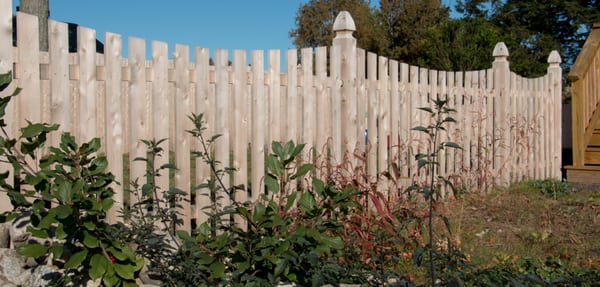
[0,1,562,232]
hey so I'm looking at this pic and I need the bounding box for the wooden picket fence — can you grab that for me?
[0,1,562,232]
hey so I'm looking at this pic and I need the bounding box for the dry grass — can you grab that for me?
[439,183,600,269]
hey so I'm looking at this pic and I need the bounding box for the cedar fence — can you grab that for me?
[0,0,562,232]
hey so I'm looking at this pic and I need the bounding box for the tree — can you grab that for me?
[377,0,450,64]
[289,0,388,54]
[290,0,454,67]
[457,0,600,77]
[417,17,504,71]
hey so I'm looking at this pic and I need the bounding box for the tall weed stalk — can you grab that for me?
[409,97,461,286]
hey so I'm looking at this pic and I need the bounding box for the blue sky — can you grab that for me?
[13,1,457,55]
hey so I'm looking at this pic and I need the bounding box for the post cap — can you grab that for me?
[333,11,356,36]
[547,50,561,65]
[493,42,509,58]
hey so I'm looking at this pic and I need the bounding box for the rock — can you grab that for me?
[27,265,60,287]
[0,249,26,282]
[85,278,101,287]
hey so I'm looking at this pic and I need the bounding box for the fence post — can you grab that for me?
[547,50,562,179]
[332,11,358,161]
[492,42,511,184]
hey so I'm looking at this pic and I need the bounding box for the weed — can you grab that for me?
[408,96,462,286]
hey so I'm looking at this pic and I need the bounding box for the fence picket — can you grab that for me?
[268,50,281,143]
[315,46,329,178]
[105,32,124,222]
[0,0,13,213]
[367,52,377,179]
[251,50,265,202]
[233,50,248,228]
[151,40,169,220]
[194,47,211,225]
[77,25,97,143]
[173,44,192,231]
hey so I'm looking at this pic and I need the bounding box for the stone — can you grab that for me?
[26,265,60,287]
[0,249,26,281]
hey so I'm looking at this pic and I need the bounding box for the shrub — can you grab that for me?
[0,71,143,286]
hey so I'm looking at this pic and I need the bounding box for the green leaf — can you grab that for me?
[84,220,97,231]
[209,261,226,279]
[320,235,344,250]
[55,224,67,240]
[89,254,109,280]
[444,142,462,149]
[298,191,316,213]
[49,245,63,260]
[236,261,250,273]
[64,249,88,269]
[274,258,288,276]
[27,227,49,239]
[283,141,295,158]
[114,263,135,280]
[411,126,430,134]
[290,142,305,159]
[0,71,12,90]
[88,157,108,175]
[253,203,266,222]
[102,272,120,287]
[17,244,48,258]
[83,230,99,248]
[442,116,457,123]
[55,181,73,204]
[312,178,325,197]
[60,133,78,151]
[81,138,102,154]
[108,247,127,261]
[53,205,72,219]
[417,107,434,114]
[290,163,313,180]
[175,230,192,241]
[20,122,58,138]
[266,155,283,176]
[196,252,215,265]
[264,174,279,193]
[271,141,283,158]
[284,192,297,212]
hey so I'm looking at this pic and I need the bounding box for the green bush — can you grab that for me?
[0,72,143,286]
[524,179,573,197]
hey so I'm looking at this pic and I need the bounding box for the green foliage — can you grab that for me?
[289,0,388,54]
[292,0,599,87]
[0,71,142,286]
[417,17,502,71]
[377,0,450,65]
[523,179,573,198]
[443,254,600,286]
[123,113,371,286]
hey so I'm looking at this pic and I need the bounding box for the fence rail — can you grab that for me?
[0,1,562,232]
